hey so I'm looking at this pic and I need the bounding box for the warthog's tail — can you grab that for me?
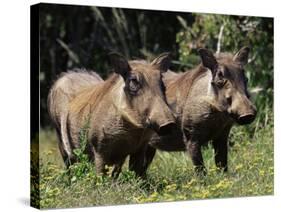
[47,86,75,167]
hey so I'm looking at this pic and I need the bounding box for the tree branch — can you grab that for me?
[216,23,225,54]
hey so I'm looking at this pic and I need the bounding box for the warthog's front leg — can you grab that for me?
[129,145,156,178]
[186,140,206,175]
[111,157,126,179]
[142,145,156,175]
[212,140,228,172]
[212,129,230,172]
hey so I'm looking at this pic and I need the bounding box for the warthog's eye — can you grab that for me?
[226,95,232,105]
[127,76,141,95]
[216,79,226,88]
[218,71,224,79]
[214,70,227,88]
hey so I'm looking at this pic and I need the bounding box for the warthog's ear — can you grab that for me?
[198,48,218,72]
[233,46,250,67]
[151,52,171,73]
[109,52,131,80]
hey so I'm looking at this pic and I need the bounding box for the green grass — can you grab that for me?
[36,114,273,209]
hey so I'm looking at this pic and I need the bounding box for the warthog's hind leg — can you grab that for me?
[57,136,76,168]
[94,152,107,175]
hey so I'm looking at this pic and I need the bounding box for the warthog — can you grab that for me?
[129,47,257,175]
[48,53,176,177]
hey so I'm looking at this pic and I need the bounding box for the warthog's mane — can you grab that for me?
[215,52,234,60]
[61,68,103,80]
[49,68,104,98]
[170,51,237,88]
[215,52,236,65]
[69,73,120,115]
[166,65,207,107]
[69,61,151,115]
[53,68,104,87]
[47,68,104,120]
[167,52,239,115]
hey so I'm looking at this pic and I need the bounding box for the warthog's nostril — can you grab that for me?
[158,122,177,136]
[237,113,256,125]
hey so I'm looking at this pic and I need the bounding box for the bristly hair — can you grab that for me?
[68,61,152,115]
[47,68,104,121]
[69,73,120,115]
[166,51,237,109]
[166,65,207,112]
[57,68,103,83]
[215,52,235,64]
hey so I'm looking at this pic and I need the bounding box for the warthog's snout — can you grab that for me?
[230,93,257,126]
[158,122,177,136]
[147,96,176,136]
[237,113,256,125]
[147,119,177,136]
